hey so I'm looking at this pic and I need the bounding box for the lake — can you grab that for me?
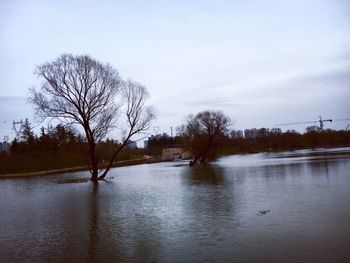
[1,147,350,262]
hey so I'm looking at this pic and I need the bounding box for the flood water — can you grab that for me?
[1,147,350,262]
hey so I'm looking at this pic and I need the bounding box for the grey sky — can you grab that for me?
[1,0,350,140]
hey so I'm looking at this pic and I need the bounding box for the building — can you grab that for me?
[161,146,192,161]
[0,141,10,153]
[244,128,258,139]
[162,147,183,160]
[230,130,244,139]
[126,140,137,149]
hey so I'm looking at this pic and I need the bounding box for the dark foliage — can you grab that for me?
[146,134,183,155]
[0,122,143,175]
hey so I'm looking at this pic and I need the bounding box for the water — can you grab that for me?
[1,147,350,262]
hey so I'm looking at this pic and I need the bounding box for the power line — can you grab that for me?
[333,118,350,122]
[275,116,348,130]
[276,120,317,126]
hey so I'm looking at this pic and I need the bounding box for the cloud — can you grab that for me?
[185,98,240,108]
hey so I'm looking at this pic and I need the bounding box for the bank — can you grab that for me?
[0,157,160,179]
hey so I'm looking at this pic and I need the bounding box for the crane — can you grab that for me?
[317,116,332,130]
[276,116,350,130]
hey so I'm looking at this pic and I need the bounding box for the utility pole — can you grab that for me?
[12,120,24,139]
[153,125,160,136]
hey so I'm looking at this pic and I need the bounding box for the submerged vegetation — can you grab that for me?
[178,110,232,166]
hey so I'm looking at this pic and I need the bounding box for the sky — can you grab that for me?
[1,0,350,143]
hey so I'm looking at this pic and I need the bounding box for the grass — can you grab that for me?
[0,158,152,179]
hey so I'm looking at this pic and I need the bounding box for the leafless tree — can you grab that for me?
[98,80,155,180]
[179,110,232,166]
[30,54,155,182]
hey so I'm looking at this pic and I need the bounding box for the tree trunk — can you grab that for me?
[98,148,119,180]
[90,159,99,183]
[189,136,214,167]
[88,142,99,183]
[98,133,133,180]
[189,156,200,166]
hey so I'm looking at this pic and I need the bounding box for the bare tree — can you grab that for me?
[30,54,155,182]
[179,110,231,166]
[97,80,155,180]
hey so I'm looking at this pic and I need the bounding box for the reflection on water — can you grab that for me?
[182,165,226,185]
[87,184,99,263]
[1,147,350,262]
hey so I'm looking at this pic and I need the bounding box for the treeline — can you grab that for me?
[145,127,350,156]
[2,120,350,174]
[146,135,183,155]
[227,128,350,154]
[0,119,143,174]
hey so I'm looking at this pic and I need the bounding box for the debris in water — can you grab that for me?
[57,178,90,184]
[257,209,270,216]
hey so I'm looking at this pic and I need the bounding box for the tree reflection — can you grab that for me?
[179,164,239,250]
[182,165,226,186]
[181,164,235,217]
[255,165,288,180]
[308,159,332,178]
[87,183,99,263]
[86,182,162,262]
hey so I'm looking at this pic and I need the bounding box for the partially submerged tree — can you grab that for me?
[30,54,155,182]
[179,110,231,166]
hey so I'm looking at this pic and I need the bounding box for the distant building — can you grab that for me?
[0,141,10,153]
[230,130,244,139]
[257,128,269,137]
[270,128,282,134]
[244,128,258,139]
[126,140,137,149]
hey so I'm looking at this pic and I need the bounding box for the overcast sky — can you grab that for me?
[1,0,350,141]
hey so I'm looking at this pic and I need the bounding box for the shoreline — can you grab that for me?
[2,146,348,179]
[0,158,161,179]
